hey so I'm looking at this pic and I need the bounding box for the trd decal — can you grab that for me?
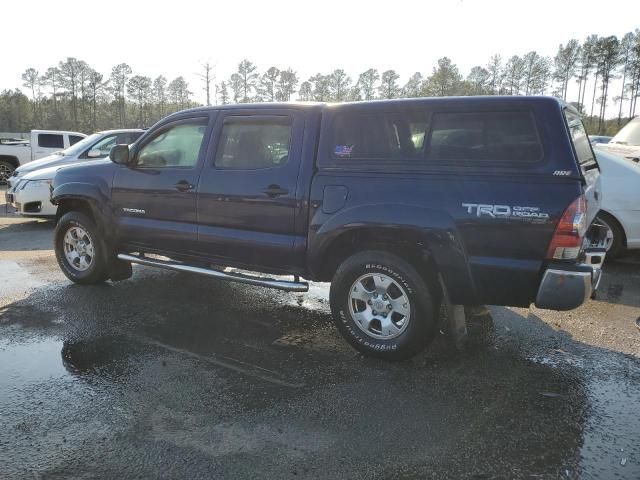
[462,203,550,221]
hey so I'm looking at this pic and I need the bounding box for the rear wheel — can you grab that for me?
[0,160,15,185]
[55,212,109,284]
[597,213,624,260]
[330,250,438,360]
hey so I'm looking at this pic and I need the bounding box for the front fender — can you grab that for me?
[308,204,478,305]
[51,181,108,207]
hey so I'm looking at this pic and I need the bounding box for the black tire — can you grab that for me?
[0,160,15,185]
[598,212,624,260]
[329,250,438,361]
[55,211,109,284]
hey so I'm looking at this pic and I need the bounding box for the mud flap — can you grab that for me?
[438,278,468,352]
[100,238,132,282]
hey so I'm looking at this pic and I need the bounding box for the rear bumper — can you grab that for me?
[535,248,605,311]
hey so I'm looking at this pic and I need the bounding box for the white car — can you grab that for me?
[6,129,144,217]
[594,148,640,258]
[596,116,640,163]
[0,130,86,183]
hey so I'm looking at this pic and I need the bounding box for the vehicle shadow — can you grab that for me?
[1,268,639,478]
[594,253,640,308]
[0,218,54,252]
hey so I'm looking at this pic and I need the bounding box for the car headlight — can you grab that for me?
[22,179,53,190]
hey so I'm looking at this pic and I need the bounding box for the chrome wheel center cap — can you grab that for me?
[374,300,385,311]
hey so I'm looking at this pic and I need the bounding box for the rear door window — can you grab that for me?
[426,111,542,163]
[214,116,292,170]
[38,134,64,149]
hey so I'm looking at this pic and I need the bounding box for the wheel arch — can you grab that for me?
[598,209,627,248]
[308,204,478,305]
[0,155,20,168]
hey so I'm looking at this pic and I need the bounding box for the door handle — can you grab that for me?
[174,180,194,192]
[263,185,289,197]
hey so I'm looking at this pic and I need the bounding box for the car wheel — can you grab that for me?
[55,211,109,284]
[330,250,438,360]
[597,213,624,260]
[0,160,15,185]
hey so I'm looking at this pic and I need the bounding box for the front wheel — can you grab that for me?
[330,251,438,360]
[55,212,109,284]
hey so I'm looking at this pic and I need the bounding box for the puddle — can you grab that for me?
[290,282,330,310]
[0,338,69,403]
[0,261,44,297]
[580,378,640,476]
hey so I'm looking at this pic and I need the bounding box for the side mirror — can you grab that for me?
[109,144,130,165]
[87,149,103,158]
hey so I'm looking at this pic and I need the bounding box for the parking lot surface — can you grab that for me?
[1,189,640,479]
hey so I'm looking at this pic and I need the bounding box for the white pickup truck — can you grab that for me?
[0,130,86,183]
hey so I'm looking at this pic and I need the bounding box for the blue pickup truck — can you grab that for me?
[51,96,607,359]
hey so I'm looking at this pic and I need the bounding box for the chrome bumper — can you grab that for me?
[535,248,605,311]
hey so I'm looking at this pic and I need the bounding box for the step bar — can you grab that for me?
[117,253,309,292]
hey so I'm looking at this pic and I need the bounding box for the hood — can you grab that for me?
[22,164,63,181]
[595,143,640,162]
[15,152,76,174]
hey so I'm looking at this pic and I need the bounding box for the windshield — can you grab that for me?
[60,133,102,156]
[611,117,640,146]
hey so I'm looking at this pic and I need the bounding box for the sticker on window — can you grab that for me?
[334,145,354,157]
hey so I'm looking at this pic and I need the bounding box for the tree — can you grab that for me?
[503,55,526,95]
[198,62,214,106]
[110,63,132,127]
[403,72,424,97]
[259,67,280,102]
[43,67,61,116]
[276,68,298,101]
[229,73,243,103]
[237,59,259,103]
[127,75,152,127]
[617,32,636,125]
[309,74,330,101]
[21,68,41,123]
[167,76,192,110]
[577,35,598,111]
[0,89,32,132]
[530,56,552,95]
[328,69,351,101]
[298,81,313,101]
[218,81,230,105]
[553,39,581,100]
[58,57,87,129]
[424,57,462,96]
[522,51,545,95]
[153,75,167,119]
[466,66,490,95]
[486,54,502,94]
[87,69,104,130]
[378,69,400,99]
[628,32,640,117]
[357,68,379,101]
[596,36,621,132]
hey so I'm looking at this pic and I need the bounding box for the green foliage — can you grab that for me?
[3,31,640,135]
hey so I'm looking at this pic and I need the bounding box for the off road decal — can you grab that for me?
[462,203,549,222]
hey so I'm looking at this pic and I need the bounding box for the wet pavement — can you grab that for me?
[1,192,640,479]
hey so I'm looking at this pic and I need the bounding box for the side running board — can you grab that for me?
[117,253,309,292]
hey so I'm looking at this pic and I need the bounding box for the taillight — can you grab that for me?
[546,196,587,260]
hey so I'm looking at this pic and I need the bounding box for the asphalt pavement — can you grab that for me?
[1,189,640,479]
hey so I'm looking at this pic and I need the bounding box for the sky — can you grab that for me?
[3,0,639,115]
